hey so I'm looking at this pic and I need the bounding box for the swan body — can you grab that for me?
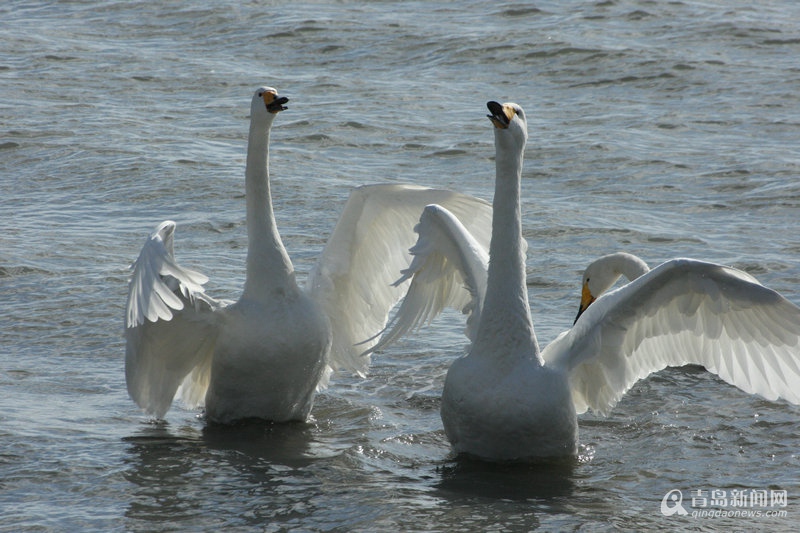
[125,87,493,423]
[441,334,578,460]
[203,285,330,422]
[373,101,800,461]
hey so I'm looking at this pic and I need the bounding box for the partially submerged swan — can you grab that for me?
[125,87,492,423]
[370,100,800,461]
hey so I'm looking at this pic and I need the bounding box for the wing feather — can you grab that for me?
[126,221,210,328]
[367,204,490,353]
[543,259,800,415]
[306,184,492,375]
[125,221,223,418]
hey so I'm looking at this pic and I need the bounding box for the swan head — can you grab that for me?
[574,252,650,324]
[251,86,289,119]
[486,101,528,146]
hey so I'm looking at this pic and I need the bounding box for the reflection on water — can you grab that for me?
[123,424,207,527]
[121,416,580,529]
[201,419,317,467]
[123,420,323,528]
[436,456,577,502]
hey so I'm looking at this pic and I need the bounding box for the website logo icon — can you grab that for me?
[661,489,688,516]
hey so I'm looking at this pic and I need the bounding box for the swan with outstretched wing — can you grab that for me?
[370,100,800,461]
[125,87,493,424]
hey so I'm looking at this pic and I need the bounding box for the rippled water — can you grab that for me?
[2,1,800,530]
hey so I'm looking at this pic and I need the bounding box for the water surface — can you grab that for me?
[2,1,799,530]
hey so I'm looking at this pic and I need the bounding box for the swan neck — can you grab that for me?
[243,115,295,298]
[592,253,650,297]
[474,135,541,362]
[619,254,650,282]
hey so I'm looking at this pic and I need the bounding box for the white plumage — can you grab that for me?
[372,100,800,461]
[124,87,493,423]
[557,254,800,415]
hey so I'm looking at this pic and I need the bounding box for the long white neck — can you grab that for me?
[473,132,541,363]
[242,114,295,299]
[616,253,650,283]
[589,252,650,296]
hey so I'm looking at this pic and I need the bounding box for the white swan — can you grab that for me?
[124,87,493,424]
[371,100,800,461]
[573,251,649,323]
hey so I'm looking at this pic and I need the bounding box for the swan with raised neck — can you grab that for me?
[440,101,578,460]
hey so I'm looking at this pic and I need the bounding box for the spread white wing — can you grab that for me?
[367,204,491,354]
[125,221,225,418]
[306,184,492,375]
[542,259,800,415]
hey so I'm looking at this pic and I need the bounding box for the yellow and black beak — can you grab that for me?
[263,90,289,114]
[573,282,596,325]
[487,101,514,129]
